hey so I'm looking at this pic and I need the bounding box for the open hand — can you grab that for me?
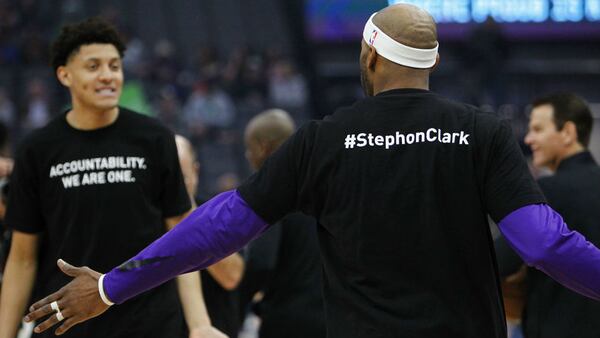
[24,259,110,335]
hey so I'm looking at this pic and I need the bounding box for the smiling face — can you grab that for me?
[524,104,564,171]
[57,43,123,112]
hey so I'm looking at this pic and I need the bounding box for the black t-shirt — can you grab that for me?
[6,108,191,338]
[238,89,545,338]
[200,270,240,337]
[240,212,325,338]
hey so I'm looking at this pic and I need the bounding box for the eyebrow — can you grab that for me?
[83,57,122,63]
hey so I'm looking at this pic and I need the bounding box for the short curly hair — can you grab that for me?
[50,17,126,71]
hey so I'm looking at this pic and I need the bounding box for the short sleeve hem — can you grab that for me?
[6,221,45,234]
[236,185,277,225]
[162,201,192,219]
[490,195,546,223]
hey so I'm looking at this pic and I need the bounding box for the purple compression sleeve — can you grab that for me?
[103,190,268,304]
[499,204,600,300]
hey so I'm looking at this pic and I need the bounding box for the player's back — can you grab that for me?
[303,89,533,338]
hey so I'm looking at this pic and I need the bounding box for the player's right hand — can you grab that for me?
[23,259,110,335]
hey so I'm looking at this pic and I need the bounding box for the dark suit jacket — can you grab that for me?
[496,151,600,338]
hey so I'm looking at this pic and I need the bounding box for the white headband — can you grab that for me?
[363,13,438,69]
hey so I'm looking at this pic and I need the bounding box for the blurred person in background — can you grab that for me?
[495,92,600,338]
[462,16,508,108]
[0,87,16,130]
[176,135,244,337]
[239,109,325,338]
[215,173,240,196]
[223,47,267,111]
[156,85,185,133]
[149,39,183,92]
[193,46,221,83]
[267,59,309,123]
[19,24,48,67]
[183,78,237,144]
[21,78,51,132]
[0,17,223,338]
[0,121,13,178]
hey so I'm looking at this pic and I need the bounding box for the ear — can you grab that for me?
[259,140,273,158]
[56,66,71,88]
[429,54,440,73]
[561,121,579,145]
[366,45,378,71]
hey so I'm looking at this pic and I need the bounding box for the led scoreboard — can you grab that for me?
[389,0,600,23]
[306,0,600,41]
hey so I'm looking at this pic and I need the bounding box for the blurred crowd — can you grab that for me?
[0,0,310,196]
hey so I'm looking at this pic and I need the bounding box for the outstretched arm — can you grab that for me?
[24,190,269,335]
[499,203,600,300]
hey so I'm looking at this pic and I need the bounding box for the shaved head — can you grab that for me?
[244,109,296,170]
[360,3,439,96]
[245,109,295,146]
[373,4,437,49]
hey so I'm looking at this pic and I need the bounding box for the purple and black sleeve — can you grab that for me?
[102,190,269,304]
[499,203,600,300]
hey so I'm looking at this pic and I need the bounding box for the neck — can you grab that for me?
[66,105,119,130]
[372,68,430,95]
[551,144,585,172]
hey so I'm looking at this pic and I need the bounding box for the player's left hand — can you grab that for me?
[23,259,110,335]
[189,326,229,338]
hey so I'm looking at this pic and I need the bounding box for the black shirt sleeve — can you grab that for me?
[158,133,192,218]
[238,224,282,310]
[238,123,315,224]
[482,119,546,222]
[5,142,44,233]
[246,224,282,271]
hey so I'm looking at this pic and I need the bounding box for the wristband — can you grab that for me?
[98,274,115,306]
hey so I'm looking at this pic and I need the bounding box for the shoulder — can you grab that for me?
[471,112,514,147]
[474,110,503,128]
[539,164,600,191]
[16,115,67,152]
[536,175,568,195]
[287,120,322,145]
[536,175,555,188]
[426,93,481,114]
[405,93,502,127]
[350,91,485,121]
[119,108,172,133]
[117,109,176,148]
